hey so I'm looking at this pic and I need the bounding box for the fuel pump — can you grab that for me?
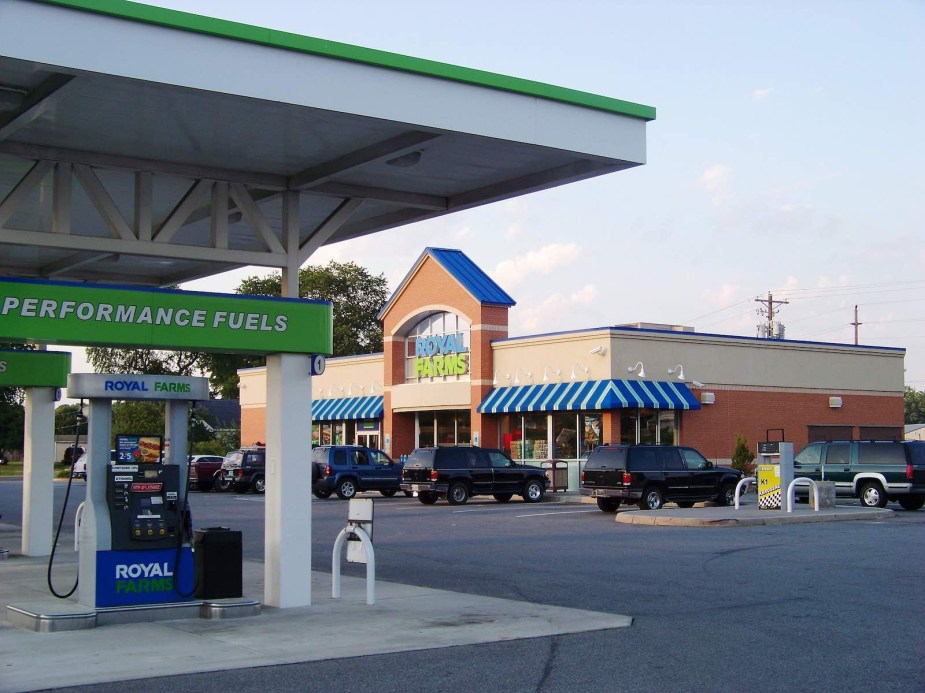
[63,373,209,609]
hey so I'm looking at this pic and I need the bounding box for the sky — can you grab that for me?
[63,0,925,391]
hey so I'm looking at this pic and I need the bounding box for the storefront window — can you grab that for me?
[658,411,677,445]
[620,412,637,444]
[501,415,520,457]
[417,410,471,447]
[404,312,471,383]
[418,415,435,447]
[552,413,578,459]
[523,413,548,459]
[640,411,658,444]
[581,414,602,454]
[437,411,456,445]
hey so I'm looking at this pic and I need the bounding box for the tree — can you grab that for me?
[86,347,201,377]
[0,402,24,462]
[55,403,88,451]
[201,260,389,397]
[237,261,388,355]
[904,386,925,424]
[0,342,35,407]
[731,433,756,477]
[111,400,165,446]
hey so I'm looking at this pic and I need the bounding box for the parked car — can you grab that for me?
[220,447,266,494]
[312,445,406,500]
[400,446,548,505]
[793,440,925,510]
[71,449,117,480]
[62,445,84,465]
[187,454,226,491]
[581,444,742,511]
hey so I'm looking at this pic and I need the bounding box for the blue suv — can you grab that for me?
[312,445,406,500]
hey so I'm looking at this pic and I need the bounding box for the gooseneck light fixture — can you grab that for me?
[627,362,646,378]
[570,362,590,380]
[542,366,562,382]
[667,365,686,381]
[513,368,533,385]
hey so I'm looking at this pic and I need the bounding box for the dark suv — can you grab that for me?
[312,445,406,500]
[400,446,548,505]
[221,447,266,494]
[793,440,925,510]
[581,444,742,511]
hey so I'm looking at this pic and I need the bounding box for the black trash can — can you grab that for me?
[193,527,242,599]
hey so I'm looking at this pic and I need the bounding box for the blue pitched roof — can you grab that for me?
[378,247,515,319]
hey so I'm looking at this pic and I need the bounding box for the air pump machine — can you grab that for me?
[66,373,209,609]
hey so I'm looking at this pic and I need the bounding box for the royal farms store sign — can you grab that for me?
[0,278,333,355]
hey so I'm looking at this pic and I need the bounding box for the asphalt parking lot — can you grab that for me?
[2,480,923,692]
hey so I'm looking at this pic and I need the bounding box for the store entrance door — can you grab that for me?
[357,432,380,449]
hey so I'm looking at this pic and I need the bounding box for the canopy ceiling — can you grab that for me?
[0,0,653,287]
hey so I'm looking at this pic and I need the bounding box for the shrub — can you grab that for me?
[731,433,756,477]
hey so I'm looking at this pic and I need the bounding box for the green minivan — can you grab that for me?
[793,440,925,510]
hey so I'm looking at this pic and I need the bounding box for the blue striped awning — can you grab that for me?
[477,379,701,414]
[312,396,383,421]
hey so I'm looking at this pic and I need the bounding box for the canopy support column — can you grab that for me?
[21,386,55,556]
[264,353,312,607]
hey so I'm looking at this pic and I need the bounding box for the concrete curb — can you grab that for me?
[614,506,894,527]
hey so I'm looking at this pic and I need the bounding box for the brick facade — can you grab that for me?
[380,254,508,457]
[681,389,903,459]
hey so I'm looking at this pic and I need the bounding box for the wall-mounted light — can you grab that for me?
[667,364,686,381]
[370,381,383,394]
[589,345,607,356]
[513,368,533,385]
[570,362,590,380]
[829,396,843,409]
[701,392,716,405]
[348,383,365,396]
[627,362,646,378]
[542,366,561,382]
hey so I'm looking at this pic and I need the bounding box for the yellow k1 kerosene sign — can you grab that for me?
[0,278,332,355]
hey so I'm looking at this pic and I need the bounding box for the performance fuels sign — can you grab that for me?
[0,278,332,355]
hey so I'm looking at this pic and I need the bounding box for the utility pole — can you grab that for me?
[755,292,789,338]
[851,305,862,345]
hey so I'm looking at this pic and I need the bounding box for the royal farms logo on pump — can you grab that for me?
[415,332,469,378]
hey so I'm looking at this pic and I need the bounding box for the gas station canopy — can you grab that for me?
[0,0,653,287]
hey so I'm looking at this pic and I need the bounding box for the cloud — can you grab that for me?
[570,284,597,304]
[704,282,740,306]
[752,88,773,101]
[491,243,581,287]
[502,198,527,215]
[513,289,587,333]
[505,221,525,240]
[698,164,731,207]
[455,225,473,241]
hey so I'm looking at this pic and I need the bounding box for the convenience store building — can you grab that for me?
[239,247,905,487]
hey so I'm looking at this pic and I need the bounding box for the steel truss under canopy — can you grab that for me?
[0,0,652,287]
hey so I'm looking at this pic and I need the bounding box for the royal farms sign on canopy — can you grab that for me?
[0,278,333,355]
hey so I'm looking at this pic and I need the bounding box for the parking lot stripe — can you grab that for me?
[515,509,599,518]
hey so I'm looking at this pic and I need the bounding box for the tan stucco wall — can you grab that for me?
[490,329,904,395]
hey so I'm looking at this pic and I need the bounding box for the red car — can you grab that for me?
[188,455,226,491]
